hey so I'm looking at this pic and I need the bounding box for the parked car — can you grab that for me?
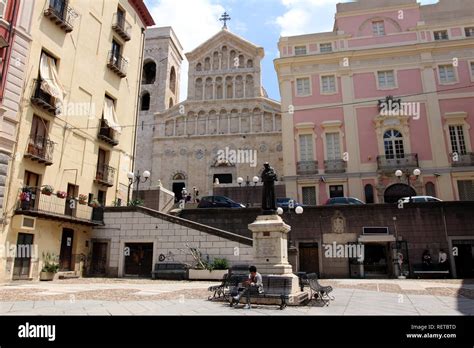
[276,197,303,209]
[398,196,442,203]
[197,196,245,208]
[325,197,365,205]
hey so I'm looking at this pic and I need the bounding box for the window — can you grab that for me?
[326,133,341,160]
[140,92,150,111]
[465,27,474,37]
[299,134,314,161]
[213,174,232,184]
[321,75,336,93]
[458,180,474,201]
[384,129,405,159]
[296,77,311,96]
[372,21,385,36]
[434,30,448,40]
[142,61,156,84]
[449,125,467,155]
[294,46,307,55]
[438,64,456,83]
[24,171,40,209]
[39,51,64,104]
[329,185,344,198]
[425,182,436,197]
[378,70,396,89]
[364,184,374,204]
[320,43,332,53]
[170,67,176,94]
[470,62,474,78]
[0,0,7,18]
[302,187,317,206]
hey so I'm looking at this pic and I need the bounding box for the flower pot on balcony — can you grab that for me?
[56,191,67,199]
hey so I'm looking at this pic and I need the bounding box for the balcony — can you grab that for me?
[324,159,347,174]
[15,189,103,226]
[377,154,419,173]
[450,152,474,167]
[24,135,54,166]
[43,0,76,33]
[107,51,128,78]
[297,161,318,175]
[98,118,119,146]
[112,13,131,41]
[95,164,115,187]
[30,79,60,115]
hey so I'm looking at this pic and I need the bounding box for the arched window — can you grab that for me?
[173,173,186,181]
[142,61,156,84]
[169,98,174,108]
[215,77,223,99]
[425,182,436,197]
[204,57,211,71]
[245,75,254,98]
[235,75,243,98]
[247,59,254,68]
[221,46,228,69]
[230,50,236,68]
[238,55,245,68]
[140,92,150,111]
[212,52,219,70]
[384,129,405,159]
[195,78,203,100]
[205,77,213,100]
[225,76,233,99]
[364,184,374,204]
[196,63,202,71]
[169,67,176,95]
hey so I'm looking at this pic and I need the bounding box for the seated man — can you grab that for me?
[232,266,263,309]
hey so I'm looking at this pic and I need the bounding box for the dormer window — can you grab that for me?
[434,30,449,40]
[295,46,307,56]
[372,21,385,36]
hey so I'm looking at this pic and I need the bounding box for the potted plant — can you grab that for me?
[56,191,67,199]
[40,252,60,281]
[88,198,101,208]
[189,257,229,280]
[41,185,54,196]
[78,194,88,205]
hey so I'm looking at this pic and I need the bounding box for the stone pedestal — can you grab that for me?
[248,214,307,305]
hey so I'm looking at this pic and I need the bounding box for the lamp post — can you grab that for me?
[237,176,259,207]
[395,168,420,195]
[127,170,150,205]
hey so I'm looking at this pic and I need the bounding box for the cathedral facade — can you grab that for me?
[148,28,283,201]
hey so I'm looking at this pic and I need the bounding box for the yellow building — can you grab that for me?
[0,0,154,281]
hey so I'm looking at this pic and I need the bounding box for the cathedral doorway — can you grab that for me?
[383,183,416,203]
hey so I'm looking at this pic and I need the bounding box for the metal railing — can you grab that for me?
[377,154,419,171]
[112,12,131,41]
[30,79,59,114]
[297,161,318,175]
[107,51,128,77]
[25,135,54,164]
[324,159,347,173]
[450,152,474,167]
[44,0,76,33]
[98,118,119,146]
[95,164,116,186]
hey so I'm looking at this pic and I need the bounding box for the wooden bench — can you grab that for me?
[228,275,292,310]
[151,262,188,280]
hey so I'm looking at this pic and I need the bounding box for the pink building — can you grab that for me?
[275,0,474,205]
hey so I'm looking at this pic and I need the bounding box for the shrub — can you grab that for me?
[211,258,229,270]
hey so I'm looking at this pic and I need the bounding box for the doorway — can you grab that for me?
[363,243,389,277]
[384,183,416,203]
[298,243,319,275]
[12,233,34,280]
[59,228,74,271]
[65,183,78,216]
[172,182,185,202]
[453,240,474,278]
[124,243,153,277]
[91,242,108,276]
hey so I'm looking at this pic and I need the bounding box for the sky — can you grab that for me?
[143,0,439,102]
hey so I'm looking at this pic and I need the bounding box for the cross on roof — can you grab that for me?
[219,12,231,29]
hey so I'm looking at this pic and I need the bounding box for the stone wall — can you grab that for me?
[93,207,252,277]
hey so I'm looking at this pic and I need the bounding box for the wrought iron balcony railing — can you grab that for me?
[30,79,60,115]
[24,135,54,166]
[107,51,128,78]
[377,154,419,172]
[112,13,131,41]
[98,118,119,146]
[324,159,347,173]
[95,164,116,187]
[297,161,318,175]
[43,0,76,33]
[450,152,474,167]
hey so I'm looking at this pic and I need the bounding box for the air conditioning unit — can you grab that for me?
[12,215,36,230]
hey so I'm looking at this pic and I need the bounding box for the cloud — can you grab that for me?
[275,0,345,36]
[146,0,225,101]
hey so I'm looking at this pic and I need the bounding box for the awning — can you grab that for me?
[103,98,122,133]
[39,53,65,106]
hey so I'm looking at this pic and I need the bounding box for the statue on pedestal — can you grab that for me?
[261,162,277,214]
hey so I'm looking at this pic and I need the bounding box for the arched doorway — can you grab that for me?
[172,173,186,202]
[384,183,416,203]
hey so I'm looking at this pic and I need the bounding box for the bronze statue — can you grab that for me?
[261,162,277,214]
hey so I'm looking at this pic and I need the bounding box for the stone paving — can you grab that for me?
[0,278,473,315]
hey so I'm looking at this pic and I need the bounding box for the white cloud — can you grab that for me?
[275,0,345,36]
[147,0,225,101]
